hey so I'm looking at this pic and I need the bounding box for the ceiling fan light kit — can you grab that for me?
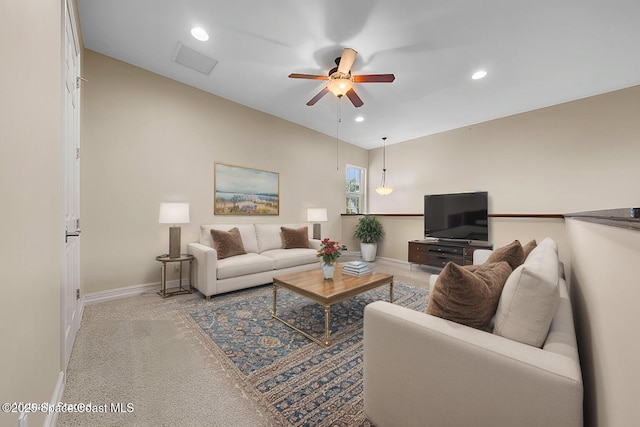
[289,47,395,108]
[327,78,353,97]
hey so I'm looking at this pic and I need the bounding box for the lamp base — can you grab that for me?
[312,223,321,240]
[169,226,181,258]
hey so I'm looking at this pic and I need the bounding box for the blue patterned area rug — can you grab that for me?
[186,281,429,426]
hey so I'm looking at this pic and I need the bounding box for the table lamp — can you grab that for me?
[307,208,327,240]
[159,202,190,258]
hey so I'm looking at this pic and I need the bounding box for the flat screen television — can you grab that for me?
[424,191,489,242]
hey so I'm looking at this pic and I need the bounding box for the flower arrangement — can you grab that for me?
[317,238,341,263]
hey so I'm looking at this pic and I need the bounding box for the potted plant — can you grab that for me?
[354,215,384,262]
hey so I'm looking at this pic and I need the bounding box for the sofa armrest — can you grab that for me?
[309,239,321,250]
[187,242,218,297]
[363,301,582,427]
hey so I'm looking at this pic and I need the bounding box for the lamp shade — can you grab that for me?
[375,185,395,196]
[307,208,328,222]
[158,203,190,224]
[327,79,353,97]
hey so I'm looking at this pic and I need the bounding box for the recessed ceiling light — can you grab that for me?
[355,116,364,122]
[472,70,487,80]
[191,27,209,41]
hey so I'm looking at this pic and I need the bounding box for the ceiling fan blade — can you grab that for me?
[289,73,328,80]
[306,87,330,106]
[337,48,357,74]
[345,88,363,108]
[353,74,396,83]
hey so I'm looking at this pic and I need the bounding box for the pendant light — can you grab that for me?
[375,137,394,195]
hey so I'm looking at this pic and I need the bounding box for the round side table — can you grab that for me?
[155,254,194,298]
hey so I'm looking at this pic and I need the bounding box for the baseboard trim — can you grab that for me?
[81,258,419,308]
[374,257,410,268]
[83,282,160,306]
[374,257,439,275]
[82,259,415,308]
[43,371,65,427]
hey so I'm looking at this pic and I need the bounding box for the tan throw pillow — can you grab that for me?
[427,261,512,329]
[522,239,537,260]
[281,226,310,249]
[210,227,247,260]
[486,240,525,270]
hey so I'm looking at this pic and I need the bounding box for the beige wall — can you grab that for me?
[0,1,64,426]
[568,219,640,427]
[80,50,368,293]
[369,86,640,215]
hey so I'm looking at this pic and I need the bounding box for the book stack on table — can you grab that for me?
[342,261,372,276]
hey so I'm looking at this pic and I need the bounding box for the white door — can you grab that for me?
[62,0,81,370]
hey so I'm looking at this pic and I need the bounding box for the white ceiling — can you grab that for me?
[77,0,640,150]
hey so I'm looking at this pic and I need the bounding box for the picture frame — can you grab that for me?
[214,163,279,215]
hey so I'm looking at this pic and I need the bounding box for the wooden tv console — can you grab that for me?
[408,240,493,268]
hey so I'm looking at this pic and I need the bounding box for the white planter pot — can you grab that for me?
[360,242,378,262]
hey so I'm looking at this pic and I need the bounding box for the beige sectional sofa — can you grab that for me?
[363,238,583,427]
[187,223,321,299]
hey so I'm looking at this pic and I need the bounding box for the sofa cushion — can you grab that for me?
[493,238,560,347]
[200,224,259,254]
[261,248,318,269]
[210,227,247,260]
[255,223,304,253]
[486,240,525,270]
[216,253,274,280]
[255,224,284,252]
[281,226,311,249]
[427,261,512,329]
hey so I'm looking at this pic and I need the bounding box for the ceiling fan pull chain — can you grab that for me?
[336,99,342,170]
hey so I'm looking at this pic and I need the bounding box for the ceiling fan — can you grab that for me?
[288,48,395,108]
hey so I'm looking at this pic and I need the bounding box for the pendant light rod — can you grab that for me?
[382,136,387,171]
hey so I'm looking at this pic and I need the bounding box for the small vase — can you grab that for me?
[322,262,335,280]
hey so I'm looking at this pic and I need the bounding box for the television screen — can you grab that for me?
[424,191,489,242]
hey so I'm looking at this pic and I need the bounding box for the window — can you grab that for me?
[346,164,365,214]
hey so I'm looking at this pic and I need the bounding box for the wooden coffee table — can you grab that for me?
[272,264,394,347]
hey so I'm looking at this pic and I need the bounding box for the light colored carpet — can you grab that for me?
[58,293,273,427]
[58,264,431,426]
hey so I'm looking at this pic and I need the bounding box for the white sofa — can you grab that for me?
[187,223,321,299]
[363,238,583,427]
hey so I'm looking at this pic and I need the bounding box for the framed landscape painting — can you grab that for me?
[214,163,279,215]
